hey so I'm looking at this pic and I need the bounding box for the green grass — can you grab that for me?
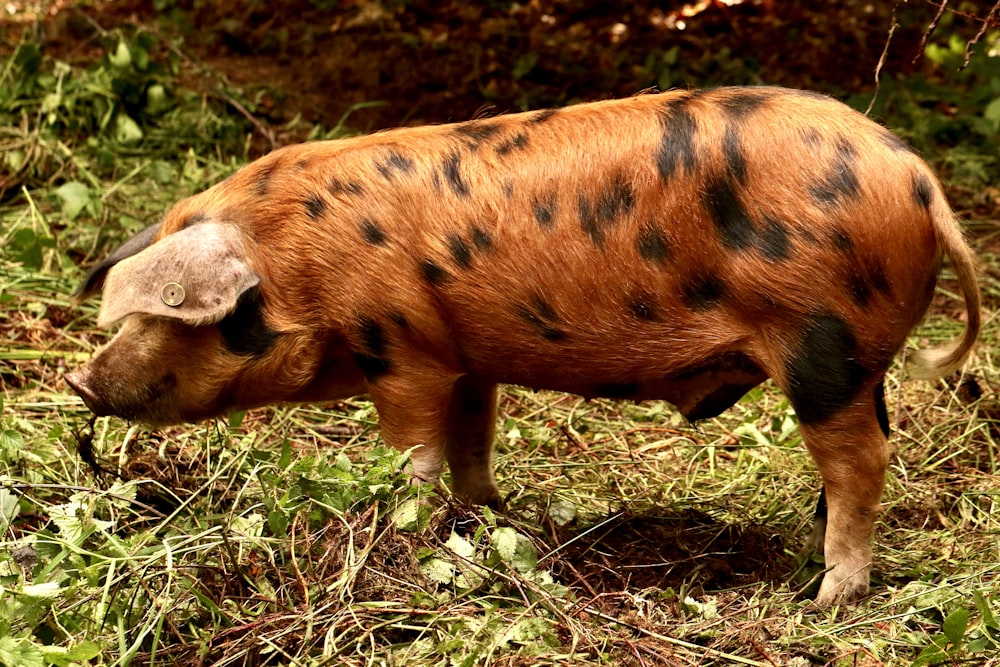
[3,22,1000,667]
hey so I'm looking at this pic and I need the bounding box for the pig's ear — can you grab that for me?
[96,223,260,327]
[73,222,163,303]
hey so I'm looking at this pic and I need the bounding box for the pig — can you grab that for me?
[66,86,981,606]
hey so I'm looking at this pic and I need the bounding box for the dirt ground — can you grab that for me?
[7,0,966,133]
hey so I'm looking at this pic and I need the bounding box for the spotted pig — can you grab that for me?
[66,86,981,606]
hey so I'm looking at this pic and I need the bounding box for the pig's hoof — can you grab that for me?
[814,571,870,607]
[452,485,502,510]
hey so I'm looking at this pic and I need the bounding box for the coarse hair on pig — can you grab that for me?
[68,86,980,606]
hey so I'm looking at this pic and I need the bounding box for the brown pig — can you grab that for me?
[66,86,981,606]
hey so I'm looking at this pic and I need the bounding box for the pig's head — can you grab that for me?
[66,221,363,425]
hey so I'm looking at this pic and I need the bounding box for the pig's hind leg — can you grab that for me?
[781,359,891,605]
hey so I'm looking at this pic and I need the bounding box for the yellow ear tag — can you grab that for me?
[160,282,185,307]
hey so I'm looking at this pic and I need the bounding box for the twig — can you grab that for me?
[963,0,1000,68]
[867,7,900,116]
[913,0,950,65]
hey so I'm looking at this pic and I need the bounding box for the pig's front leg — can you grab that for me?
[444,376,500,508]
[368,368,501,507]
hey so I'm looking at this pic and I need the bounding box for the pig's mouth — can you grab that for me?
[66,371,179,424]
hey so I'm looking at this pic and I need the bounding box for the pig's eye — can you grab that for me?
[217,286,278,357]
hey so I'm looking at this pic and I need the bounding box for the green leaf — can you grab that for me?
[547,498,576,526]
[145,83,171,115]
[109,40,132,68]
[0,636,45,667]
[511,52,538,80]
[392,498,430,532]
[228,410,246,428]
[490,527,537,573]
[267,509,288,535]
[984,97,1000,131]
[911,641,947,667]
[114,113,144,143]
[504,617,554,645]
[943,608,969,646]
[0,488,19,528]
[975,590,997,629]
[0,429,23,458]
[445,531,475,560]
[420,557,455,584]
[54,181,92,220]
[40,641,102,667]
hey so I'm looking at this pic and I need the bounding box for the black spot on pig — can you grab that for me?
[809,137,861,206]
[516,298,567,341]
[848,258,892,307]
[682,274,726,311]
[850,274,873,307]
[656,100,698,181]
[878,129,914,154]
[389,310,410,329]
[496,133,529,155]
[867,259,890,294]
[471,225,493,251]
[444,152,470,197]
[831,228,854,252]
[912,171,934,209]
[353,317,391,381]
[600,178,635,220]
[330,178,365,197]
[358,317,386,355]
[580,178,634,247]
[303,194,326,220]
[715,88,773,118]
[455,121,502,148]
[533,195,557,229]
[802,128,823,151]
[360,218,388,246]
[529,108,559,124]
[628,293,660,321]
[637,224,671,263]
[377,149,415,182]
[785,313,868,425]
[255,161,279,197]
[218,286,279,358]
[756,217,791,261]
[354,354,391,380]
[420,259,451,285]
[579,196,601,245]
[722,125,747,183]
[448,233,473,269]
[703,174,755,250]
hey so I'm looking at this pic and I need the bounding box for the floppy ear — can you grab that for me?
[73,222,163,303]
[96,223,260,328]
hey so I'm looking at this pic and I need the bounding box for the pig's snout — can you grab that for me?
[65,369,111,416]
[66,366,179,422]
